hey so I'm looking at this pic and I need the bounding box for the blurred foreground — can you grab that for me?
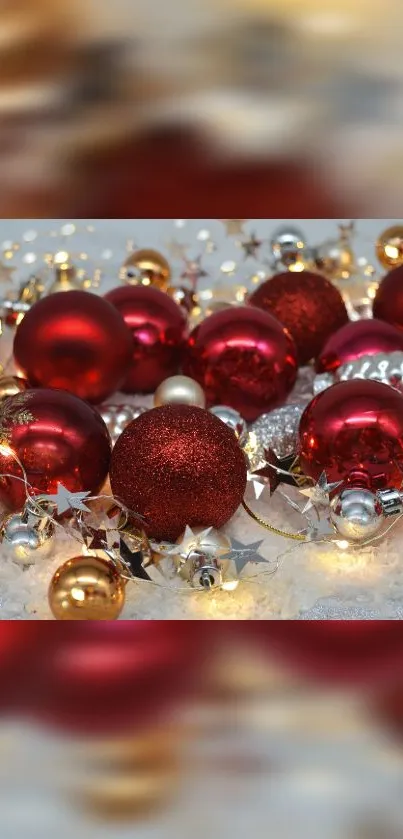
[2,623,403,836]
[1,0,403,215]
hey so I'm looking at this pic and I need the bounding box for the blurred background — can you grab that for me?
[3,623,403,838]
[1,0,403,216]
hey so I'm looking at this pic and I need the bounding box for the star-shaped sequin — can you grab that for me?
[119,538,151,581]
[47,483,91,515]
[167,239,189,260]
[0,262,16,285]
[241,233,262,260]
[181,256,208,291]
[221,219,247,236]
[161,525,214,559]
[299,472,342,515]
[222,537,267,575]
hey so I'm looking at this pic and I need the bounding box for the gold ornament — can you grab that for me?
[48,263,83,294]
[316,224,356,281]
[154,375,206,409]
[376,225,403,270]
[48,555,125,621]
[0,375,29,405]
[121,249,171,291]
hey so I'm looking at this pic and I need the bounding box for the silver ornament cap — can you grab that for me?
[330,488,384,543]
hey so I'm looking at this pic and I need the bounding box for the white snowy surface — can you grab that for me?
[0,218,402,620]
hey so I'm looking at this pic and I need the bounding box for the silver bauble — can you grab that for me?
[209,405,248,445]
[1,513,54,565]
[99,404,147,445]
[270,225,306,262]
[330,489,384,543]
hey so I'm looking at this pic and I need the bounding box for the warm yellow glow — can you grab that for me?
[15,313,25,326]
[222,580,240,592]
[3,250,13,260]
[335,540,349,551]
[71,587,85,602]
[54,251,70,265]
[385,244,400,259]
[0,443,14,457]
[289,262,306,272]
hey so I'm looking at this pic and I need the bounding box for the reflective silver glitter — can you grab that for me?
[250,403,305,459]
[313,351,403,395]
[100,404,147,445]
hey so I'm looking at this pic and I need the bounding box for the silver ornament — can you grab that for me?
[209,405,248,444]
[251,403,305,460]
[99,404,147,445]
[313,351,403,396]
[172,525,231,585]
[270,225,306,264]
[188,550,222,589]
[377,488,403,518]
[1,511,54,565]
[330,489,384,543]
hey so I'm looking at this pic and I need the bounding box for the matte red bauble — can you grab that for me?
[104,286,187,393]
[24,623,200,733]
[249,271,349,365]
[316,318,403,373]
[298,379,403,489]
[0,389,111,511]
[373,265,403,329]
[183,306,297,423]
[13,291,133,403]
[110,405,247,541]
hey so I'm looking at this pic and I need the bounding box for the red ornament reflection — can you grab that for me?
[104,286,187,393]
[373,265,403,330]
[183,306,297,422]
[316,318,403,373]
[0,388,111,511]
[298,379,403,489]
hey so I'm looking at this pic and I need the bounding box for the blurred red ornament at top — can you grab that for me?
[13,290,133,404]
[183,306,298,422]
[316,318,403,373]
[249,271,349,365]
[373,265,403,330]
[298,379,403,490]
[0,388,111,511]
[104,286,187,393]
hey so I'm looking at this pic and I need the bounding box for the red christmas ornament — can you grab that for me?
[104,286,187,393]
[0,388,111,511]
[298,379,403,489]
[183,306,297,423]
[110,404,247,541]
[373,264,403,329]
[249,271,349,365]
[316,318,403,373]
[13,291,133,404]
[242,623,403,685]
[23,623,201,734]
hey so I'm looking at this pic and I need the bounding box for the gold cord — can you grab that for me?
[242,500,307,542]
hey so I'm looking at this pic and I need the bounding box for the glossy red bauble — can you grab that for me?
[373,265,403,329]
[298,379,403,489]
[104,286,187,393]
[13,291,133,404]
[316,318,403,373]
[249,271,349,365]
[110,404,247,541]
[183,306,297,423]
[0,388,111,511]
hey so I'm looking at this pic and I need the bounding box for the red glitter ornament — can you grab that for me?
[0,388,111,511]
[316,318,403,373]
[249,271,349,365]
[104,286,187,393]
[183,306,297,423]
[13,291,133,404]
[373,265,403,330]
[298,379,403,490]
[110,404,247,541]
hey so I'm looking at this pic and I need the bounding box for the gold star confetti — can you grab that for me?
[0,262,16,285]
[222,219,247,236]
[167,239,189,260]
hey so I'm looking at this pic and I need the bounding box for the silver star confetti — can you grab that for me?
[167,239,189,260]
[47,483,91,515]
[241,232,262,260]
[0,262,16,285]
[162,525,214,559]
[299,471,342,515]
[222,537,267,575]
[181,256,208,290]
